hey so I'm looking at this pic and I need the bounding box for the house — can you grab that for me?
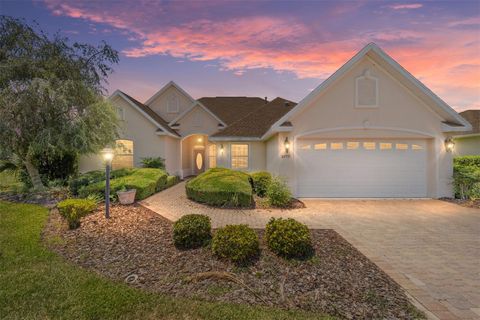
[79,43,472,198]
[454,110,480,156]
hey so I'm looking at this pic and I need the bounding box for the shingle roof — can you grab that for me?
[119,91,180,137]
[459,110,480,135]
[198,97,267,125]
[211,97,296,138]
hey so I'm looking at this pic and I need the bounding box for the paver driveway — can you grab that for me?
[141,182,480,320]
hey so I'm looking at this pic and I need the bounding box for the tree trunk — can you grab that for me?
[24,160,44,191]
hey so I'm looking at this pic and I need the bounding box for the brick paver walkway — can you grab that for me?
[141,181,480,320]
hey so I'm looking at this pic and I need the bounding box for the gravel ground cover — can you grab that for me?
[44,204,424,320]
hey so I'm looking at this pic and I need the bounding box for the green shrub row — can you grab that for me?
[57,198,96,229]
[186,168,253,207]
[173,214,312,264]
[78,168,168,200]
[453,156,480,200]
[68,168,134,195]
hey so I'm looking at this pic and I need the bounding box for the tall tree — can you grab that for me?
[0,16,119,190]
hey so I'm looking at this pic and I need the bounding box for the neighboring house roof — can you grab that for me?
[268,43,472,137]
[115,90,180,137]
[198,97,267,125]
[211,98,296,139]
[459,110,480,136]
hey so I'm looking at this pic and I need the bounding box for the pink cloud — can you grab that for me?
[389,3,423,10]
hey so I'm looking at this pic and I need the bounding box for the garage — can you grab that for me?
[295,139,428,198]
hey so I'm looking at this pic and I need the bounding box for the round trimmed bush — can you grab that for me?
[250,171,272,197]
[265,218,312,258]
[57,198,97,229]
[173,214,211,249]
[212,224,259,264]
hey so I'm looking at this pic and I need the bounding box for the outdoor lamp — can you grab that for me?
[101,148,114,219]
[445,138,455,152]
[220,144,224,155]
[284,137,290,154]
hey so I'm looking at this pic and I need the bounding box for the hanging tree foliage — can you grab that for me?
[0,16,120,190]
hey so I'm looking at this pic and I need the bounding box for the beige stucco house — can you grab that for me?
[79,43,472,198]
[453,110,480,156]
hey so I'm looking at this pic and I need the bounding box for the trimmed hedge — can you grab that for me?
[173,214,211,249]
[453,156,480,200]
[265,218,312,258]
[250,171,272,197]
[166,175,179,188]
[186,168,253,207]
[68,168,134,196]
[78,168,168,200]
[57,198,96,229]
[212,224,259,264]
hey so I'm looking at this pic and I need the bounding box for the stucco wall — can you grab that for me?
[79,96,181,175]
[177,105,220,136]
[147,85,193,123]
[454,136,480,156]
[269,56,453,198]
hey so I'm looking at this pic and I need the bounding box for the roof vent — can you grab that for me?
[284,101,290,107]
[264,97,268,103]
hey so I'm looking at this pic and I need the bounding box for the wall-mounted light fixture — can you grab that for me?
[220,144,224,155]
[284,137,290,154]
[445,138,455,152]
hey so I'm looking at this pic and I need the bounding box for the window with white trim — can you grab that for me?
[167,93,179,113]
[112,139,133,169]
[231,144,248,169]
[208,144,217,168]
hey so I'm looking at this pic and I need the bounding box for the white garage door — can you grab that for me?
[295,139,428,198]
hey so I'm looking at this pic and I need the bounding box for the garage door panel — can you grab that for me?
[296,139,427,198]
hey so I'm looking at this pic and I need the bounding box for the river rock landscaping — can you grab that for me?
[44,204,424,320]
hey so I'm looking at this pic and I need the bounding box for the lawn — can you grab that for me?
[0,201,331,320]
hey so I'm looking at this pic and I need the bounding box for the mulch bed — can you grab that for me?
[440,197,480,209]
[44,204,423,320]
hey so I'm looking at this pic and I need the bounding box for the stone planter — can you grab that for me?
[117,189,136,205]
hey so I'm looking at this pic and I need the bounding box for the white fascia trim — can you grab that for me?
[441,122,473,133]
[144,81,196,106]
[168,101,226,127]
[269,43,472,133]
[209,136,263,141]
[110,90,180,139]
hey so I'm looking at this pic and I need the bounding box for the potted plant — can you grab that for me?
[116,184,136,205]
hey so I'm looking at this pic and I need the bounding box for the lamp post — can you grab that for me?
[102,148,114,219]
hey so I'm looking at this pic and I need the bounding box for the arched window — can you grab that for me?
[112,139,134,169]
[355,69,378,108]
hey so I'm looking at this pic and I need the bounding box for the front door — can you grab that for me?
[193,149,205,175]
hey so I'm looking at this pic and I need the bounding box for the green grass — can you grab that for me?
[0,171,23,192]
[186,168,253,207]
[0,201,333,320]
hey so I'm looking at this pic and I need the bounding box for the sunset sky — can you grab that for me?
[2,0,479,111]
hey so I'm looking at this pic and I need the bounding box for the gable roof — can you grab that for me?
[269,43,472,134]
[198,97,267,125]
[144,81,196,107]
[459,110,480,135]
[111,90,180,137]
[168,101,226,127]
[211,97,296,139]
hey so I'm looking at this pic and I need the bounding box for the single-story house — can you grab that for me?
[453,110,479,156]
[79,43,472,198]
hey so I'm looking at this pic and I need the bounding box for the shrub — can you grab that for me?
[68,170,105,195]
[212,224,259,264]
[266,176,292,207]
[141,157,165,169]
[250,171,272,197]
[57,198,96,229]
[453,156,480,200]
[78,168,168,200]
[173,214,211,249]
[265,218,312,258]
[186,168,253,207]
[166,175,179,188]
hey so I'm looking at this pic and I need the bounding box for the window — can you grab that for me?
[380,143,392,150]
[167,93,179,113]
[112,139,133,169]
[314,143,327,150]
[330,142,344,150]
[347,142,359,150]
[300,144,311,150]
[363,142,376,150]
[355,69,378,108]
[231,144,248,169]
[396,143,408,150]
[115,107,125,120]
[412,144,423,150]
[208,144,217,168]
